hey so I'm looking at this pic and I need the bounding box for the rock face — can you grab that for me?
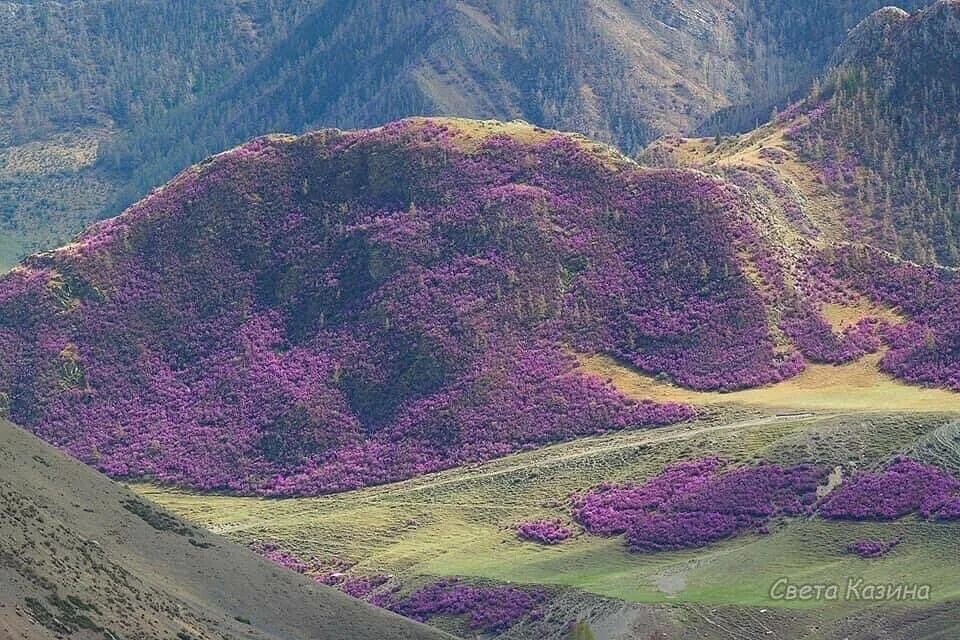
[0,417,449,640]
[0,118,832,496]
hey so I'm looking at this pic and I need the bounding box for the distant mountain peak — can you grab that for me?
[832,5,910,65]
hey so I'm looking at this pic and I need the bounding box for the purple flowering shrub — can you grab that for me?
[571,457,724,535]
[626,512,743,552]
[847,538,901,558]
[780,305,885,364]
[560,168,808,391]
[932,496,960,521]
[250,545,545,635]
[818,457,960,521]
[249,541,394,601]
[5,120,842,495]
[248,542,541,632]
[722,165,816,235]
[572,458,827,552]
[516,519,572,544]
[339,575,392,599]
[393,579,544,633]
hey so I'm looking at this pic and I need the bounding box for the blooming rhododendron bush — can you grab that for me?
[847,538,901,558]
[818,457,960,521]
[248,542,543,632]
[516,519,573,544]
[572,458,828,551]
[0,119,832,495]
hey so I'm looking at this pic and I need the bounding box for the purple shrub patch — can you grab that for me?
[572,458,827,552]
[571,457,724,535]
[847,537,901,558]
[249,542,397,603]
[626,512,742,552]
[340,575,391,599]
[516,519,572,544]
[393,579,544,633]
[249,541,543,631]
[932,495,960,521]
[248,541,312,574]
[818,457,960,521]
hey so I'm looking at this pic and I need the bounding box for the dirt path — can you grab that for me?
[358,413,825,500]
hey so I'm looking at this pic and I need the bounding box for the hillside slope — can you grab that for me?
[7,114,960,495]
[642,1,960,391]
[780,0,960,265]
[0,0,319,271]
[0,417,449,640]
[104,0,931,205]
[0,117,832,496]
[143,411,960,640]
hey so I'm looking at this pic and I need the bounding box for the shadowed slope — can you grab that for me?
[0,417,449,640]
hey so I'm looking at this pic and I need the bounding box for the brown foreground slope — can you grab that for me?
[0,418,449,640]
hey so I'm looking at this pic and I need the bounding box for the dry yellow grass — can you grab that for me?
[407,117,634,168]
[579,352,960,413]
[644,125,850,243]
[0,129,109,175]
[820,298,904,331]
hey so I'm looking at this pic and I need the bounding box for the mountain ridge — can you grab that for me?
[0,0,932,270]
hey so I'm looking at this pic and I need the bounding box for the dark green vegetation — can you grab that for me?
[789,0,960,264]
[0,0,319,269]
[0,0,929,270]
[0,417,448,640]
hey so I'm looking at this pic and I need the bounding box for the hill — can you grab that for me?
[0,0,930,270]
[7,112,960,495]
[643,1,960,390]
[0,416,448,640]
[5,118,750,496]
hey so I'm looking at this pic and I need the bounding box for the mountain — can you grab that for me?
[0,0,930,271]
[782,0,960,265]
[0,416,448,640]
[641,0,960,391]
